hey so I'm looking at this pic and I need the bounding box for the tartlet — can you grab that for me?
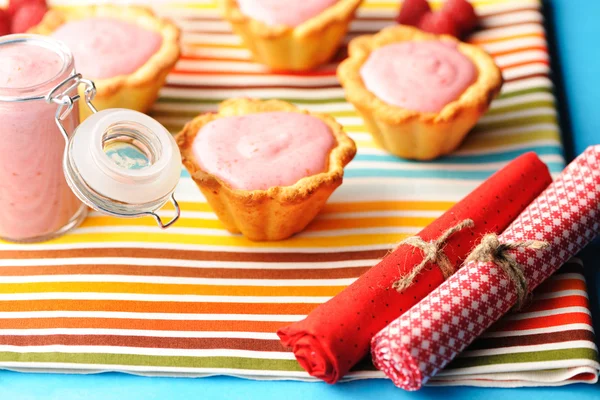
[338,25,503,160]
[29,5,180,120]
[176,98,357,241]
[220,0,363,71]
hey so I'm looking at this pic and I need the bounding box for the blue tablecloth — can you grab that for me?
[3,0,600,398]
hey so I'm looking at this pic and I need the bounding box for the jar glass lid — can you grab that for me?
[64,108,182,228]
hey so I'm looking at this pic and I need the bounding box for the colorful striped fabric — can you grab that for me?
[0,0,597,387]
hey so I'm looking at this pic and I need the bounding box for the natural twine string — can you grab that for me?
[465,234,549,309]
[392,219,475,292]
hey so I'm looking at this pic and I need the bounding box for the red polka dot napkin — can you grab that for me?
[278,152,552,383]
[371,145,600,390]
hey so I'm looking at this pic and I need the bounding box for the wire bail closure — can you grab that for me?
[46,73,180,229]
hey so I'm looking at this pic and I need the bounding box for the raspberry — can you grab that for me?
[396,0,431,26]
[0,10,10,36]
[11,2,47,33]
[442,0,478,35]
[7,0,46,17]
[417,11,460,37]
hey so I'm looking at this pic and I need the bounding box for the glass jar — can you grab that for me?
[0,34,181,243]
[0,35,85,242]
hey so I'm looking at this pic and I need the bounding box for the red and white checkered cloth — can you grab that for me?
[371,145,600,390]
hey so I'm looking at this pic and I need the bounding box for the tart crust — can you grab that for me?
[220,0,363,71]
[29,5,180,120]
[176,98,357,241]
[338,25,503,160]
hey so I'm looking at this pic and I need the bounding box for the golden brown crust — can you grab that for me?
[176,98,357,241]
[219,0,363,71]
[337,25,504,160]
[29,5,180,115]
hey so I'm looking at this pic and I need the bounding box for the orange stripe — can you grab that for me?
[0,300,318,315]
[0,282,345,297]
[0,318,287,333]
[470,32,545,45]
[526,295,590,313]
[492,312,593,332]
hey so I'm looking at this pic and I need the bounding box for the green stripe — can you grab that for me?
[0,352,304,372]
[474,115,558,132]
[486,100,555,116]
[498,87,552,100]
[446,348,599,370]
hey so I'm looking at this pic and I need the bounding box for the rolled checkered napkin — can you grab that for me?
[371,145,600,390]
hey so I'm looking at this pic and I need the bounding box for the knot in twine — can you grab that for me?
[392,219,475,292]
[465,234,549,309]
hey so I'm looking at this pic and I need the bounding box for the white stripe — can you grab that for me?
[471,23,544,41]
[159,87,346,100]
[453,139,562,156]
[181,46,252,60]
[183,32,241,46]
[177,19,231,33]
[319,210,444,219]
[0,311,306,322]
[0,362,312,378]
[462,340,597,358]
[0,275,358,287]
[0,329,281,340]
[494,50,549,68]
[482,36,547,55]
[475,123,559,138]
[480,10,543,28]
[348,20,393,32]
[503,63,550,81]
[482,323,594,339]
[476,0,540,17]
[175,60,269,73]
[297,226,420,238]
[0,293,333,303]
[0,345,296,360]
[437,359,600,378]
[490,91,555,109]
[501,76,553,93]
[347,157,562,172]
[0,258,380,270]
[535,289,589,300]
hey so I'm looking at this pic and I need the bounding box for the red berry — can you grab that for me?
[11,2,47,34]
[7,0,46,17]
[418,11,460,37]
[442,0,478,35]
[0,10,11,36]
[396,0,431,26]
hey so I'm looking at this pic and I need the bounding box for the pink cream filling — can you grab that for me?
[360,41,477,113]
[192,112,335,191]
[237,0,338,27]
[52,17,162,80]
[0,43,63,88]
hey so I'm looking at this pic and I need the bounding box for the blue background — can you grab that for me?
[3,1,600,398]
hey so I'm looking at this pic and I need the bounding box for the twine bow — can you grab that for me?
[392,219,475,292]
[465,234,549,309]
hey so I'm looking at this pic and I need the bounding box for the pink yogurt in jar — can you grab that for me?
[0,35,86,242]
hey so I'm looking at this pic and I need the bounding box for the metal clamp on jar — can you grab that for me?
[0,34,181,242]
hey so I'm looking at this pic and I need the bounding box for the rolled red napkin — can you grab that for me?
[371,145,600,390]
[278,152,552,383]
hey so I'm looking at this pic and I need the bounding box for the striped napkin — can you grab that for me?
[0,0,596,387]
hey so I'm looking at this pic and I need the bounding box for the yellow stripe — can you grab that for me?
[81,216,434,231]
[32,232,410,248]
